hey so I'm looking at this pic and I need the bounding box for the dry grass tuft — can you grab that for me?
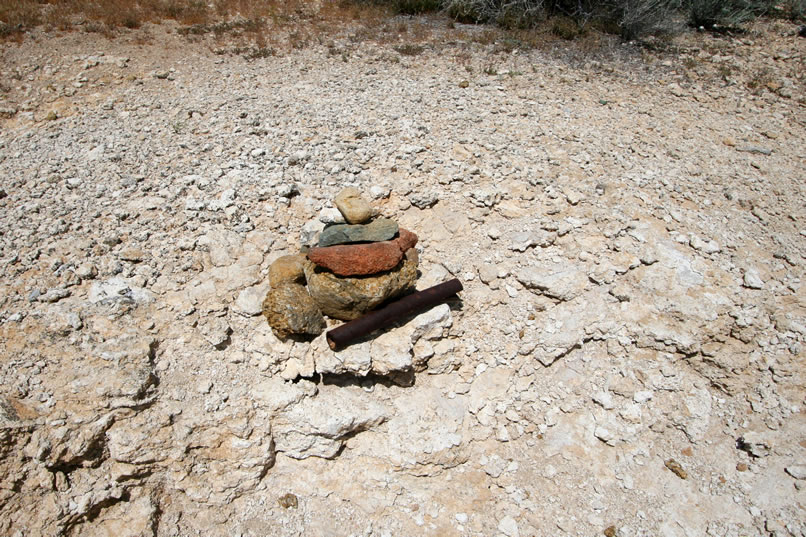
[6,0,769,67]
[394,43,425,55]
[0,0,41,39]
[0,0,393,45]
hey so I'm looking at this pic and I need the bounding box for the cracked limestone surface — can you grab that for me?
[1,18,805,537]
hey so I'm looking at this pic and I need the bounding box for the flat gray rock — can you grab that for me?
[318,217,399,247]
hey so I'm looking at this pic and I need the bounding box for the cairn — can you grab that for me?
[262,188,419,339]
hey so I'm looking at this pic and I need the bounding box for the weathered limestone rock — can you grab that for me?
[300,219,326,246]
[318,217,398,247]
[198,317,231,348]
[88,277,154,305]
[234,282,270,316]
[743,268,764,289]
[372,302,454,374]
[86,333,158,404]
[516,266,589,301]
[370,329,414,376]
[73,494,158,537]
[262,282,325,339]
[319,206,346,225]
[268,254,306,287]
[334,187,372,224]
[312,335,373,376]
[252,378,318,414]
[308,229,418,276]
[119,247,145,263]
[272,385,390,459]
[197,229,243,267]
[519,291,613,367]
[105,403,276,505]
[407,303,453,343]
[351,387,468,474]
[785,465,806,480]
[304,249,418,320]
[737,431,772,457]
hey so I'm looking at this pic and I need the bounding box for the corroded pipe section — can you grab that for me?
[326,279,463,350]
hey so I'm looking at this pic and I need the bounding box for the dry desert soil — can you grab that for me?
[1,15,805,537]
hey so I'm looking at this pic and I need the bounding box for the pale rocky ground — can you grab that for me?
[0,15,805,537]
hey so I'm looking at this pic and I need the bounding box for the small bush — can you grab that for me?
[0,0,789,45]
[746,66,774,91]
[444,0,682,38]
[781,0,806,20]
[686,0,771,28]
[550,16,582,39]
[0,0,41,37]
[394,0,443,14]
[444,0,485,24]
[497,0,546,28]
[444,0,545,27]
[394,43,425,54]
[609,0,683,40]
[354,0,442,15]
[494,35,524,51]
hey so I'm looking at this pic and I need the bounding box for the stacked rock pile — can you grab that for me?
[262,188,419,339]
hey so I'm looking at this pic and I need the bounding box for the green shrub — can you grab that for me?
[608,0,683,40]
[444,0,546,26]
[444,0,683,38]
[550,15,583,39]
[686,0,772,28]
[444,0,486,24]
[781,0,806,20]
[495,0,546,28]
[393,0,444,14]
[381,0,778,38]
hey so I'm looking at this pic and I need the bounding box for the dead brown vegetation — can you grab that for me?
[0,0,392,43]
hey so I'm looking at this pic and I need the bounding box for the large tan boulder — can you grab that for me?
[262,282,325,339]
[304,249,418,321]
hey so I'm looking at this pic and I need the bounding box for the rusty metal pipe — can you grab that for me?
[326,279,463,350]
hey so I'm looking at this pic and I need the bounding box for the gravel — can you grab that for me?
[0,18,805,537]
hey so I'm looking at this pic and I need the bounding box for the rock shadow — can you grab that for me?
[316,369,416,389]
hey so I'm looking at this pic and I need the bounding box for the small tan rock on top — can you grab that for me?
[334,187,372,224]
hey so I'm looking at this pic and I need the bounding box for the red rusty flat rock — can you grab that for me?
[308,229,418,276]
[395,229,418,252]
